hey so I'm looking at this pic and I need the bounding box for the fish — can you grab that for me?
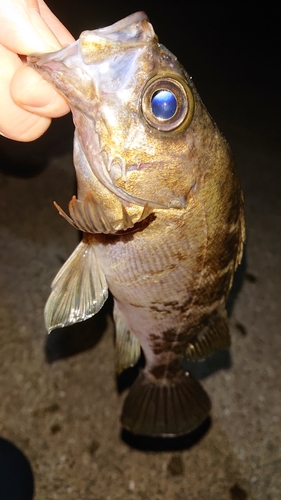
[27,12,245,437]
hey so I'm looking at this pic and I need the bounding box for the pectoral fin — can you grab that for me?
[45,240,108,333]
[114,304,141,374]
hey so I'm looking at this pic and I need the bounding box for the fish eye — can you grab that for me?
[141,76,194,132]
[151,90,177,120]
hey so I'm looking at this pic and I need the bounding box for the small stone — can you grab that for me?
[128,480,135,491]
[88,439,100,455]
[235,322,248,336]
[244,273,258,283]
[167,455,184,476]
[50,424,61,434]
[229,483,248,500]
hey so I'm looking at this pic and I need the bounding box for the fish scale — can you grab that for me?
[104,225,181,287]
[28,11,245,436]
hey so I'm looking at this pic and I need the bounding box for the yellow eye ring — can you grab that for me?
[141,75,194,132]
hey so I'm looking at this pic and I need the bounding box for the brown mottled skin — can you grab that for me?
[91,124,244,377]
[28,12,245,436]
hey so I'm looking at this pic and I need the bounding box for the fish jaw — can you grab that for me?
[27,12,156,113]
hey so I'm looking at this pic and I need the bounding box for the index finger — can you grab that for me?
[0,0,74,55]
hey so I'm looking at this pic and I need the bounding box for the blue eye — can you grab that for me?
[151,90,177,120]
[141,76,194,132]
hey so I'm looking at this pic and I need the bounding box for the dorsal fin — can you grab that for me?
[185,307,230,361]
[45,240,108,333]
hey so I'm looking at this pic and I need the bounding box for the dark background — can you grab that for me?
[49,0,278,143]
[0,1,279,171]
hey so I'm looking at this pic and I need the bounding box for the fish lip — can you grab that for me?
[80,11,154,48]
[93,11,148,35]
[28,12,154,70]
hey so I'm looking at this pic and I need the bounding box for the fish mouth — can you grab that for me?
[82,11,151,45]
[27,11,155,74]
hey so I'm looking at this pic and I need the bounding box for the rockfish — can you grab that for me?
[28,12,245,436]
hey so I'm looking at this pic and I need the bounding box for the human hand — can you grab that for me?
[0,0,75,141]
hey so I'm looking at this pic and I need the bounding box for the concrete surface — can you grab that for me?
[0,2,280,499]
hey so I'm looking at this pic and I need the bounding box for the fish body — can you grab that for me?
[28,12,245,436]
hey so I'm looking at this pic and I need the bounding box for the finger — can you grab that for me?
[37,0,74,47]
[11,64,70,117]
[0,0,61,53]
[0,0,74,55]
[0,44,52,141]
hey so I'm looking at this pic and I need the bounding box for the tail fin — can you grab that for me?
[121,370,211,437]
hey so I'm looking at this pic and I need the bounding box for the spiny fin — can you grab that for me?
[54,193,133,234]
[114,305,141,374]
[138,203,155,222]
[185,307,230,361]
[236,199,246,268]
[54,193,155,235]
[121,370,211,436]
[45,240,108,333]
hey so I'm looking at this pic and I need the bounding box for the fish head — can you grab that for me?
[28,12,217,232]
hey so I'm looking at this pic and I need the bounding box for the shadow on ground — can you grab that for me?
[0,115,74,178]
[0,438,34,500]
[45,295,113,363]
[121,417,211,451]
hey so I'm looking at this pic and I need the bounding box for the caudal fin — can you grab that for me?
[121,370,211,437]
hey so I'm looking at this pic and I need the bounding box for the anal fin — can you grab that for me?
[45,239,108,333]
[121,370,211,437]
[186,307,230,361]
[114,304,141,374]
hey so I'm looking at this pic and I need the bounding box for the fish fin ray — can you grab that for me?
[119,204,134,230]
[138,203,155,221]
[54,200,80,230]
[236,201,246,268]
[186,306,230,361]
[54,194,155,234]
[114,304,141,373]
[69,193,118,233]
[55,192,136,234]
[121,370,211,436]
[45,240,108,333]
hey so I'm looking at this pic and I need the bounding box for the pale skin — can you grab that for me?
[0,0,75,141]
